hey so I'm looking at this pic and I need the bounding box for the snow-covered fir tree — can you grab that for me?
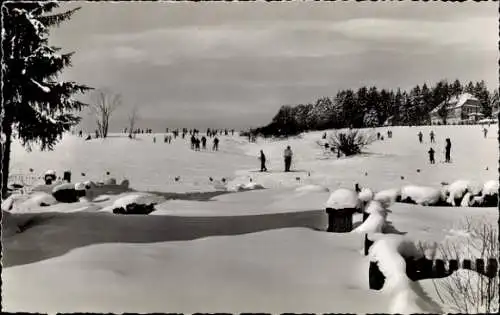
[1,1,92,198]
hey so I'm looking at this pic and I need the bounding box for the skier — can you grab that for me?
[283,145,293,172]
[259,150,267,172]
[445,138,452,163]
[429,131,435,143]
[483,127,488,139]
[377,132,381,140]
[428,147,435,164]
[418,131,423,143]
[213,137,219,151]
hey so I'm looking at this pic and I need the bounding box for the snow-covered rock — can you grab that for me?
[325,188,361,209]
[103,193,165,213]
[228,182,265,192]
[8,192,58,212]
[482,180,499,196]
[400,185,443,206]
[243,182,265,190]
[365,200,389,216]
[374,188,401,207]
[52,183,76,194]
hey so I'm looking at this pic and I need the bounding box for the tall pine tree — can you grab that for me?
[1,2,92,198]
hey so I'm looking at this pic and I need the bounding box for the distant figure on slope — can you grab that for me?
[377,132,381,140]
[418,131,423,143]
[190,135,196,150]
[322,132,327,139]
[153,136,156,143]
[387,130,392,139]
[259,150,267,172]
[445,138,452,163]
[195,138,201,151]
[79,130,83,137]
[428,147,435,164]
[483,127,488,139]
[213,137,219,151]
[201,136,207,150]
[231,129,235,136]
[429,130,435,143]
[283,145,293,172]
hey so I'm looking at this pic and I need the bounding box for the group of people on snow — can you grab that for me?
[258,145,294,173]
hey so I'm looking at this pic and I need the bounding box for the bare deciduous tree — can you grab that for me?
[90,89,122,138]
[128,105,139,138]
[430,217,499,313]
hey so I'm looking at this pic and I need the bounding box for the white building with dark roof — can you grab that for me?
[430,93,482,124]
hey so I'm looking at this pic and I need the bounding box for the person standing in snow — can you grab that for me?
[418,131,423,143]
[201,136,207,150]
[259,150,267,172]
[428,147,435,164]
[445,138,452,163]
[483,127,488,138]
[429,130,435,143]
[213,137,219,151]
[283,145,293,172]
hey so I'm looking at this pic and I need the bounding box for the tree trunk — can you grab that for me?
[1,121,13,200]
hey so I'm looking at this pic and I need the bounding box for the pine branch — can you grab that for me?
[39,7,81,28]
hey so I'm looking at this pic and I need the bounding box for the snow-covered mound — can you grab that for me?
[444,180,482,206]
[400,185,443,206]
[353,201,389,234]
[52,183,74,192]
[227,182,265,192]
[374,188,401,207]
[368,234,441,313]
[325,188,361,209]
[101,192,165,213]
[295,184,329,193]
[6,192,58,213]
[358,188,374,203]
[482,180,499,196]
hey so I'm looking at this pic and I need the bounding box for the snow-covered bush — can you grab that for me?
[374,188,401,207]
[358,188,374,204]
[482,180,499,196]
[400,185,444,206]
[444,180,482,206]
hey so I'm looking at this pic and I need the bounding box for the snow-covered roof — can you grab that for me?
[430,93,481,114]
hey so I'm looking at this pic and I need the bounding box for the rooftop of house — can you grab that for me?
[430,93,481,114]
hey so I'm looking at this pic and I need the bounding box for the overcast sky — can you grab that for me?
[49,1,498,131]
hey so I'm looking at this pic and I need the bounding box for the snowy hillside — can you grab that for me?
[2,124,498,313]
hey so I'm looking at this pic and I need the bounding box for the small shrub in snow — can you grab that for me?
[328,130,376,156]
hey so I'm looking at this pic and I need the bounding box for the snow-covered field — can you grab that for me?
[2,125,498,313]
